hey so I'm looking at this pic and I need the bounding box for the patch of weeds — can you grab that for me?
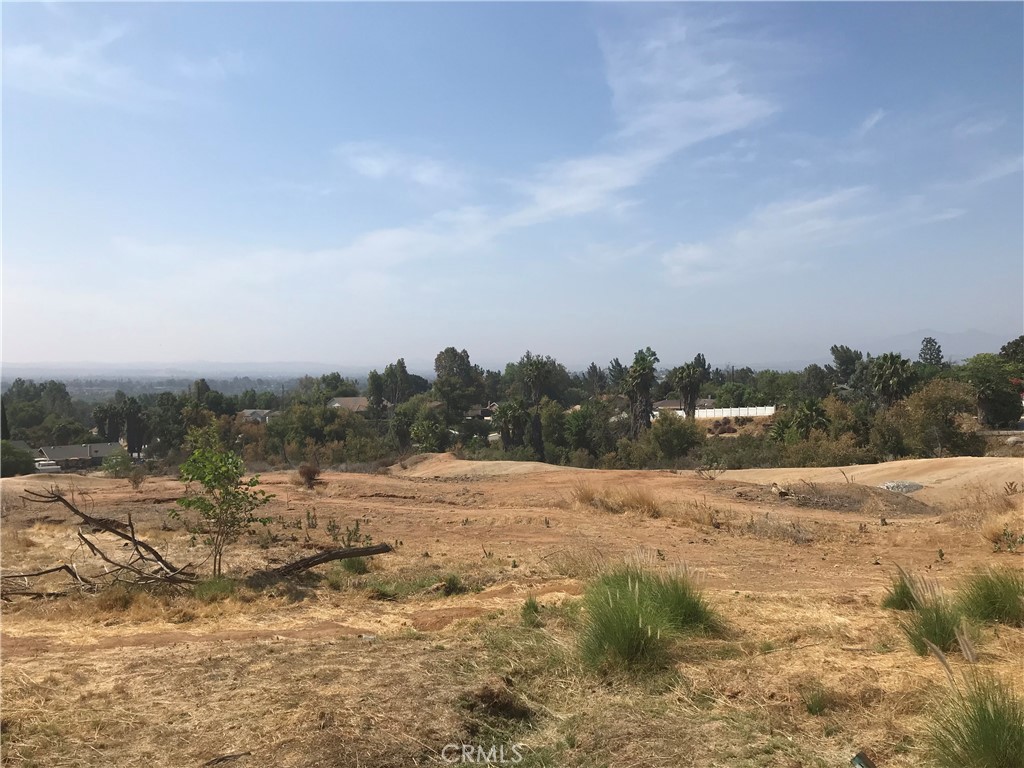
[958,567,1024,627]
[94,585,138,612]
[341,556,370,575]
[882,566,921,611]
[901,596,967,656]
[193,576,236,603]
[443,573,468,596]
[740,512,813,544]
[521,595,542,627]
[801,682,835,716]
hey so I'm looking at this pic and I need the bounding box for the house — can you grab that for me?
[327,396,370,413]
[237,409,272,424]
[36,442,123,470]
[464,403,498,420]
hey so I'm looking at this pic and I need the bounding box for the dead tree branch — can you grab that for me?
[264,543,393,578]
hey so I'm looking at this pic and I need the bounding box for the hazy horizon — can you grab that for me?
[3,4,1022,368]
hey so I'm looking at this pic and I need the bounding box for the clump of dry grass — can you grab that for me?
[570,480,661,517]
[676,497,731,529]
[739,512,813,544]
[944,485,1024,550]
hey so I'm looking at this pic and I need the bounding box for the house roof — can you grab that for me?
[37,443,123,461]
[238,409,272,420]
[327,396,370,412]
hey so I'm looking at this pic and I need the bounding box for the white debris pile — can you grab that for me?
[879,481,924,494]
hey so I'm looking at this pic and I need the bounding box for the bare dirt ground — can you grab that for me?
[1,454,1022,767]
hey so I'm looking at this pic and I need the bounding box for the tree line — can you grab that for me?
[2,335,1022,476]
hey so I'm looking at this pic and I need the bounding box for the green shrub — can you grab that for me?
[580,564,719,672]
[194,576,236,603]
[521,595,542,627]
[442,574,467,596]
[901,596,965,656]
[1,440,35,477]
[101,449,133,479]
[927,672,1024,768]
[958,568,1024,627]
[341,556,370,575]
[882,566,921,611]
[581,574,671,672]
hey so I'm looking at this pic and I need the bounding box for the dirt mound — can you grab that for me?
[716,480,934,517]
[390,452,569,479]
[725,457,1022,505]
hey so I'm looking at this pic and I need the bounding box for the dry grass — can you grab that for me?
[3,461,1024,767]
[569,480,661,518]
[943,484,1024,550]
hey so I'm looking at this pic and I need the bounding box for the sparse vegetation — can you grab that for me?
[926,655,1024,768]
[882,567,921,611]
[521,595,542,627]
[570,480,661,517]
[958,567,1024,627]
[580,562,719,673]
[298,463,320,489]
[900,588,967,656]
[193,576,236,603]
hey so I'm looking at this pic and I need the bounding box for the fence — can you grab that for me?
[655,405,776,420]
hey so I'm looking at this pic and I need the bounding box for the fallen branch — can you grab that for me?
[265,543,393,577]
[23,488,189,578]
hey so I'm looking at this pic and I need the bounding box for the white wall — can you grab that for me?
[655,405,776,420]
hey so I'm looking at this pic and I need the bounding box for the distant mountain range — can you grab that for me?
[1,328,1016,382]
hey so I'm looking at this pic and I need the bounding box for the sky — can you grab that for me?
[3,2,1022,373]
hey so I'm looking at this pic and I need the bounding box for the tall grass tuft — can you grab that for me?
[580,563,720,672]
[927,666,1024,768]
[958,567,1024,627]
[901,598,965,656]
[882,566,921,611]
[521,594,542,627]
[581,574,670,672]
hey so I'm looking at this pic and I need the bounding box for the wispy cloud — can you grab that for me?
[173,51,247,82]
[857,108,886,138]
[3,24,171,105]
[932,154,1024,191]
[334,142,464,191]
[953,116,1005,139]
[658,185,959,287]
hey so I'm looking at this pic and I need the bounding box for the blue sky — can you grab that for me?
[3,2,1022,372]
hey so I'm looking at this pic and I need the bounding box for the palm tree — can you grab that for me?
[491,400,528,451]
[676,353,711,419]
[872,353,914,407]
[792,399,829,439]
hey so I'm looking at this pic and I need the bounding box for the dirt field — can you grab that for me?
[2,454,1022,767]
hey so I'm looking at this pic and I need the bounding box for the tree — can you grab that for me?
[919,337,944,366]
[121,396,147,457]
[622,348,660,438]
[582,363,607,397]
[382,358,412,405]
[648,411,702,461]
[1000,335,1024,367]
[175,426,273,577]
[1,440,35,476]
[676,353,711,419]
[871,352,914,407]
[958,353,1024,427]
[1,398,9,441]
[901,380,982,457]
[491,400,528,451]
[433,347,484,425]
[365,370,386,420]
[827,345,864,387]
[791,399,829,439]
